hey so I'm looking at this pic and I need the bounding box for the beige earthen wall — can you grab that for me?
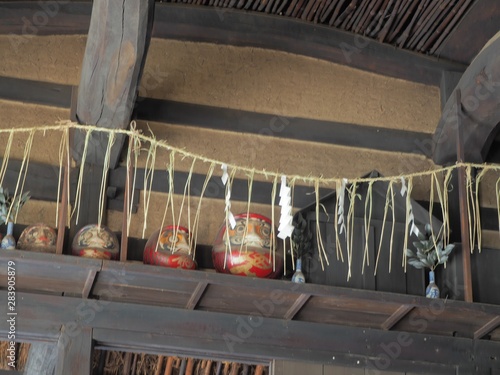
[2,35,497,249]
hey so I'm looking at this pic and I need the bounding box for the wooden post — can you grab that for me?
[56,165,69,255]
[456,89,474,303]
[24,343,57,375]
[120,137,134,262]
[74,0,155,169]
[54,326,92,375]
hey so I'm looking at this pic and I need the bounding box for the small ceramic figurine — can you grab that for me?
[212,213,283,278]
[1,222,16,250]
[143,225,197,269]
[71,224,120,260]
[17,223,57,253]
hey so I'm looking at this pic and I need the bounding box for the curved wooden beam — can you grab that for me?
[432,31,500,165]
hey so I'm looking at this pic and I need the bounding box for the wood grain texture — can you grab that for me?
[434,0,500,63]
[433,32,500,164]
[55,325,92,375]
[75,0,154,168]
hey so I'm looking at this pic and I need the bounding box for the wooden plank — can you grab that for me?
[435,0,500,64]
[185,281,209,310]
[474,316,500,340]
[55,325,92,375]
[74,0,155,168]
[380,304,414,330]
[456,90,473,303]
[283,293,310,320]
[135,98,432,155]
[1,290,500,371]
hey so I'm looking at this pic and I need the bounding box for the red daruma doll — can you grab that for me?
[143,225,197,270]
[212,213,283,278]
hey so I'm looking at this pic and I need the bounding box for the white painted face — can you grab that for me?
[159,228,191,253]
[228,218,271,248]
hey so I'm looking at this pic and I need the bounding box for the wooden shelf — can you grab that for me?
[1,249,499,373]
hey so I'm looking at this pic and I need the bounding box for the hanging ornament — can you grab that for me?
[278,176,294,240]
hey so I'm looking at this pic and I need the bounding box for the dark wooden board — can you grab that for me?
[74,0,154,168]
[1,291,498,372]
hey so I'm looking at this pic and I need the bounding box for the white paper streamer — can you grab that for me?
[400,177,407,197]
[337,178,348,234]
[400,180,418,237]
[278,175,294,240]
[221,164,236,229]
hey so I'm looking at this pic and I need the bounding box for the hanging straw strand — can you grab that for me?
[0,131,14,187]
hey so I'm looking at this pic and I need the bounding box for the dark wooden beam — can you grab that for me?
[435,0,500,64]
[135,98,432,155]
[0,158,68,203]
[433,32,500,165]
[108,166,333,209]
[0,1,91,36]
[1,291,499,373]
[0,3,466,86]
[74,0,154,168]
[0,76,72,108]
[0,74,434,156]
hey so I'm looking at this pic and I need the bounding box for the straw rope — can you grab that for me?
[2,121,498,278]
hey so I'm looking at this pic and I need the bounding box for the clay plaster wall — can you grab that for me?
[2,35,497,249]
